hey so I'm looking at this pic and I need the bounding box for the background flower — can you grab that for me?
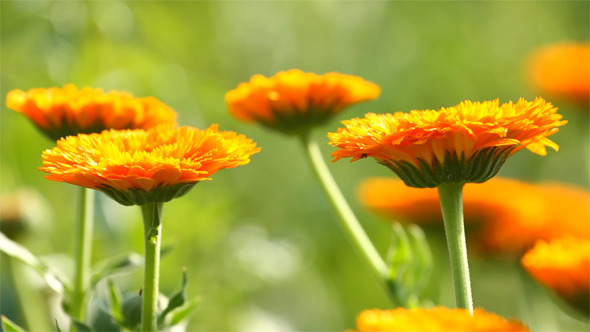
[355,307,529,331]
[358,177,589,254]
[2,2,588,331]
[522,237,590,314]
[225,69,380,134]
[527,42,590,105]
[6,84,177,140]
[41,125,260,205]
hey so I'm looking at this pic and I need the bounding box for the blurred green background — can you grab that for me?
[1,1,588,331]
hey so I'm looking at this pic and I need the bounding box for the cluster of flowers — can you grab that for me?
[6,41,587,331]
[7,85,261,206]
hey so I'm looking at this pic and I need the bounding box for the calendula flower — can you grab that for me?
[329,98,566,188]
[40,125,260,206]
[354,307,529,331]
[225,69,380,135]
[359,177,589,253]
[482,182,589,253]
[6,84,177,140]
[522,237,590,314]
[358,177,537,225]
[528,42,590,105]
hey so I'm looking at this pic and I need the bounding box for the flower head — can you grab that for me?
[6,84,177,140]
[482,182,589,253]
[528,42,590,105]
[40,125,260,206]
[522,237,590,314]
[329,98,566,188]
[225,69,380,135]
[354,307,529,331]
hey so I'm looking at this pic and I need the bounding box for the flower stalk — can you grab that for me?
[140,202,163,332]
[70,187,94,322]
[299,134,393,301]
[437,183,473,313]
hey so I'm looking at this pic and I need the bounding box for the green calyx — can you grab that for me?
[99,182,197,206]
[256,107,337,136]
[383,147,513,188]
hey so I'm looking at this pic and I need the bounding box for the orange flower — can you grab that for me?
[358,177,537,225]
[528,42,590,105]
[329,98,566,188]
[40,125,260,206]
[482,182,590,253]
[354,307,529,331]
[6,84,177,140]
[358,177,589,253]
[225,69,380,135]
[522,237,590,314]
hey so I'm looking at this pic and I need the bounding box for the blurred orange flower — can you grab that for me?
[225,69,380,135]
[358,177,589,253]
[528,42,590,105]
[482,182,590,253]
[355,307,529,331]
[522,237,589,314]
[329,98,566,188]
[6,84,177,140]
[41,125,260,206]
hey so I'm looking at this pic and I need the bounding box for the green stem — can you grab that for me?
[299,134,392,300]
[437,183,473,313]
[140,203,163,332]
[71,187,94,323]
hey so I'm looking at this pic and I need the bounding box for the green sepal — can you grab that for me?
[1,315,26,332]
[36,120,122,142]
[384,147,514,188]
[99,182,197,206]
[255,107,338,136]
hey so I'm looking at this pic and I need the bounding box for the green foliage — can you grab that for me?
[1,1,589,331]
[1,316,26,332]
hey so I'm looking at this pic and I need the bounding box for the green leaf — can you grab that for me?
[91,253,142,286]
[406,224,433,293]
[387,223,413,281]
[0,232,68,294]
[107,279,124,322]
[1,315,26,332]
[157,269,188,326]
[72,320,94,332]
[168,298,200,326]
